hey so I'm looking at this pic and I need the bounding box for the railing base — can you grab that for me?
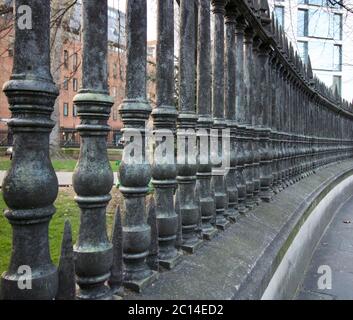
[124,271,159,294]
[159,252,183,270]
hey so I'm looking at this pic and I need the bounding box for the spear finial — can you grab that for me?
[108,206,124,297]
[56,220,76,300]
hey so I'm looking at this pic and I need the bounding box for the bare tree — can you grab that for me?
[327,0,353,13]
[50,0,80,156]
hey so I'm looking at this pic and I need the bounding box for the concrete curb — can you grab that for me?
[123,160,353,300]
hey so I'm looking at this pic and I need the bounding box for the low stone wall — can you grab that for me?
[125,160,353,300]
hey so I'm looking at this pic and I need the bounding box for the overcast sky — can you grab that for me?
[108,0,157,41]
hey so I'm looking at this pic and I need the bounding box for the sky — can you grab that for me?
[108,0,157,41]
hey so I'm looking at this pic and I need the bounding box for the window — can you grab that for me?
[113,63,118,79]
[147,46,155,57]
[332,75,341,95]
[333,13,342,40]
[64,50,69,68]
[63,77,69,90]
[308,0,325,5]
[274,6,284,27]
[63,103,69,117]
[8,46,13,57]
[333,45,342,71]
[73,78,78,92]
[73,105,78,117]
[308,9,332,39]
[308,41,333,70]
[298,41,308,64]
[111,86,117,97]
[73,53,78,70]
[297,9,308,37]
[113,107,118,121]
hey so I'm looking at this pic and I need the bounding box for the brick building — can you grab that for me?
[0,2,153,148]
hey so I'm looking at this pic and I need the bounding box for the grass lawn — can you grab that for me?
[0,188,117,276]
[0,157,120,172]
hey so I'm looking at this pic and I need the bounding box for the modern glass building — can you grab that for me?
[269,0,353,102]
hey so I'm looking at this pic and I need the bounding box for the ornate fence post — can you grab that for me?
[243,26,256,209]
[118,0,157,291]
[197,0,218,240]
[177,0,203,253]
[211,0,230,229]
[151,0,181,269]
[72,0,114,300]
[269,52,279,195]
[1,0,59,300]
[257,40,273,202]
[224,3,239,222]
[251,36,262,205]
[235,16,248,214]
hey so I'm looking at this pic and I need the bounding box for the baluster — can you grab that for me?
[269,53,279,195]
[224,3,239,222]
[1,0,59,300]
[273,58,282,194]
[152,0,181,269]
[177,0,203,253]
[211,0,229,229]
[234,17,248,215]
[243,27,256,208]
[258,42,273,202]
[251,36,261,205]
[197,0,218,240]
[118,0,157,292]
[73,0,114,300]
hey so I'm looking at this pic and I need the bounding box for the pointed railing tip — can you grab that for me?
[307,55,314,82]
[56,220,76,300]
[260,0,270,14]
[108,206,124,298]
[147,196,159,272]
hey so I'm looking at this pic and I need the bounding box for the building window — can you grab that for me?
[308,41,334,70]
[63,103,69,117]
[147,46,155,57]
[332,75,341,95]
[73,52,78,70]
[113,107,118,121]
[113,63,118,79]
[300,0,341,6]
[63,77,69,90]
[308,9,333,39]
[333,44,342,71]
[308,0,324,5]
[333,13,342,40]
[111,86,117,97]
[275,6,284,27]
[73,78,78,92]
[297,9,308,37]
[73,105,77,117]
[64,50,69,68]
[298,41,308,64]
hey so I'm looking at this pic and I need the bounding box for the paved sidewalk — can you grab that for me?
[296,194,353,300]
[0,171,118,186]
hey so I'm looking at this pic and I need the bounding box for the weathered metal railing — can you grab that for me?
[1,0,353,300]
